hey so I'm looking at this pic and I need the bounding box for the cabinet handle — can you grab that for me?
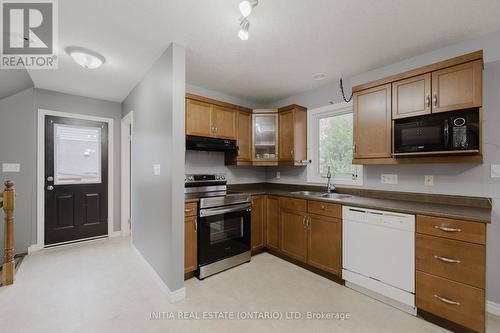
[185,209,193,213]
[194,220,197,232]
[434,294,460,306]
[434,255,461,264]
[425,95,431,108]
[307,216,311,228]
[321,205,326,210]
[214,127,218,133]
[302,216,307,227]
[434,225,462,233]
[432,93,438,107]
[291,149,294,157]
[353,143,357,154]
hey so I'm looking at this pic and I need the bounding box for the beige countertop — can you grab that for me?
[185,187,492,223]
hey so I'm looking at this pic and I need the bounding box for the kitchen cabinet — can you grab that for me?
[212,105,237,139]
[278,105,307,164]
[280,209,308,262]
[184,202,198,274]
[265,196,280,251]
[431,60,482,114]
[251,195,266,251]
[416,215,486,333]
[186,95,238,140]
[307,214,341,275]
[392,73,432,119]
[186,99,213,137]
[353,83,392,159]
[252,112,279,164]
[236,111,252,162]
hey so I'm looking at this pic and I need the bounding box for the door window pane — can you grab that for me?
[318,113,355,177]
[54,124,101,185]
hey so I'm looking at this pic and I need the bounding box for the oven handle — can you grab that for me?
[199,203,252,217]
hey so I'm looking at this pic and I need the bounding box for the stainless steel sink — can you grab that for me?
[289,191,325,197]
[319,193,352,200]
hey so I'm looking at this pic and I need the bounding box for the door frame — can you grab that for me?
[36,109,114,249]
[120,111,133,238]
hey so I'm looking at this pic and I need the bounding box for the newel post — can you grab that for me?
[2,180,15,286]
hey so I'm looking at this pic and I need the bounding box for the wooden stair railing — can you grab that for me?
[1,181,15,286]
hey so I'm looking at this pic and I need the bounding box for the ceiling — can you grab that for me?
[26,0,500,104]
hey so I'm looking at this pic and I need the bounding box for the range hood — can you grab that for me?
[186,135,237,152]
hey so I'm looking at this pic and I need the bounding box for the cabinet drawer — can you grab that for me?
[416,234,485,288]
[184,202,197,217]
[279,197,307,212]
[416,271,485,333]
[307,200,341,218]
[417,215,485,245]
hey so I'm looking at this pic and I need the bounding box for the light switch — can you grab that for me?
[153,164,161,176]
[491,164,500,178]
[2,163,20,173]
[381,174,398,184]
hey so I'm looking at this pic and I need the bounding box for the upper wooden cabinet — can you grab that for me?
[278,105,307,164]
[186,99,213,137]
[392,73,432,119]
[353,83,392,159]
[212,105,237,139]
[185,95,239,140]
[236,111,252,162]
[431,60,482,113]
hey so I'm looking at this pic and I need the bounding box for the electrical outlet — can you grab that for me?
[2,163,20,172]
[153,164,161,176]
[424,175,434,186]
[491,165,500,178]
[381,174,398,185]
[276,171,281,179]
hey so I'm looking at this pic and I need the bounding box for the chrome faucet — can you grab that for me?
[324,166,336,193]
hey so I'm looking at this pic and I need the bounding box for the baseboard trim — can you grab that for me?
[28,244,43,254]
[487,300,500,316]
[109,231,122,238]
[131,244,186,303]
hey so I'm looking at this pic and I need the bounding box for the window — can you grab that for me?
[307,102,363,186]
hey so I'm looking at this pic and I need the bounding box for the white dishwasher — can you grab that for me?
[342,206,416,314]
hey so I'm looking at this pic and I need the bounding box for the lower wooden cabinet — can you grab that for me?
[307,214,341,275]
[184,203,197,274]
[265,196,280,251]
[280,209,308,262]
[251,195,266,251]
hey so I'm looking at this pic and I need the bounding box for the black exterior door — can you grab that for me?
[45,116,108,245]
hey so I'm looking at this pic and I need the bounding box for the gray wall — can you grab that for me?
[186,83,264,109]
[0,88,36,258]
[35,89,123,233]
[122,44,185,292]
[0,69,33,100]
[264,32,500,304]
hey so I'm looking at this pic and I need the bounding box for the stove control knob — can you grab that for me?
[221,175,226,180]
[215,175,221,180]
[187,176,194,181]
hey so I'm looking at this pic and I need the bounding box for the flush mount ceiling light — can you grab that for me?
[66,47,106,69]
[238,18,250,40]
[313,73,328,81]
[239,0,258,17]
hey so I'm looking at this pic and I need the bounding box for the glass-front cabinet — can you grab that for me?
[252,110,278,163]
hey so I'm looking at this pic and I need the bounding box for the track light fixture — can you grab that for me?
[239,0,258,17]
[237,0,258,40]
[238,18,250,40]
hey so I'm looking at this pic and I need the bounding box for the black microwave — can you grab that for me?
[394,110,479,154]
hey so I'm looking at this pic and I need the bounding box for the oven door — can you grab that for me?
[394,119,449,153]
[198,203,251,266]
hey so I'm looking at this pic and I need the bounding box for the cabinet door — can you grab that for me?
[353,84,392,159]
[432,60,482,113]
[237,111,252,161]
[279,110,294,161]
[251,195,266,251]
[307,215,341,275]
[184,216,197,273]
[280,209,308,262]
[392,73,431,119]
[266,196,280,251]
[212,105,237,139]
[186,99,213,137]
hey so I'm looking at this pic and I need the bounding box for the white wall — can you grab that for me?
[264,31,500,304]
[122,44,186,293]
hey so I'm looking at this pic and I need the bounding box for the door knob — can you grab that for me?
[46,185,54,191]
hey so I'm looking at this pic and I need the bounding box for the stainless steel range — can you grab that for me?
[185,174,252,279]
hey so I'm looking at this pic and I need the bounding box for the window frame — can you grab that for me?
[306,101,363,186]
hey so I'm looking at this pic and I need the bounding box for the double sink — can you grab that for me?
[289,191,352,200]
